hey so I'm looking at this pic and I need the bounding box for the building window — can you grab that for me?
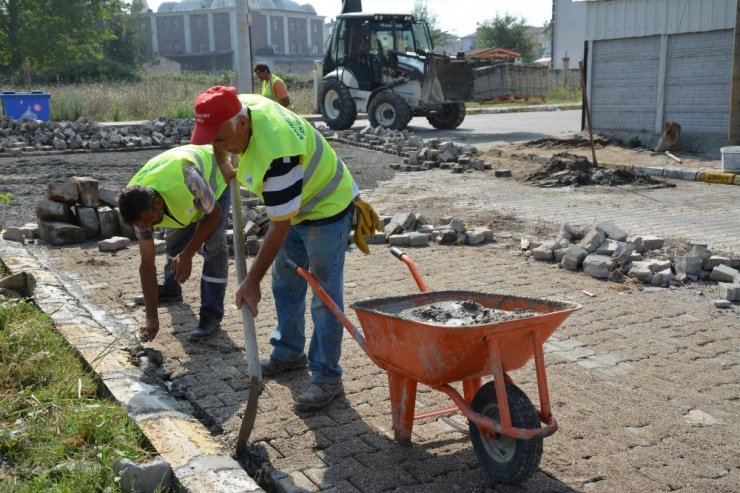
[273,20,278,30]
[313,23,318,33]
[171,18,178,30]
[174,40,180,53]
[198,40,207,52]
[196,17,204,29]
[291,40,297,53]
[220,14,226,26]
[165,40,171,52]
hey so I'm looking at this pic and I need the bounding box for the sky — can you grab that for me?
[142,0,553,37]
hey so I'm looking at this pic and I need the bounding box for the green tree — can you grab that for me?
[0,0,129,73]
[411,0,447,49]
[104,0,147,66]
[476,14,534,61]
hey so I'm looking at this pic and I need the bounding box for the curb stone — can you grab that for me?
[0,240,263,493]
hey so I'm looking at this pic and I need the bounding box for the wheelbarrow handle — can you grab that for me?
[388,248,428,292]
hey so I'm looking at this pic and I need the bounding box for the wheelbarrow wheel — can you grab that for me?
[469,381,543,484]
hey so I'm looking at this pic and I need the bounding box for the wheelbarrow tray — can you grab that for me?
[350,290,580,387]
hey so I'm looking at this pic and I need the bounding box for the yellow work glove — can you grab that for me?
[353,198,382,254]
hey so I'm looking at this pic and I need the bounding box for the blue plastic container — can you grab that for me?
[0,91,51,121]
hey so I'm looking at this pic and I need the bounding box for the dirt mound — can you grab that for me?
[521,152,676,188]
[523,135,615,149]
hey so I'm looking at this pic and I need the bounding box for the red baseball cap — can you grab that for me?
[190,86,243,145]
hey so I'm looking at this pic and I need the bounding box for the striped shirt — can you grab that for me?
[135,164,216,240]
[262,155,303,221]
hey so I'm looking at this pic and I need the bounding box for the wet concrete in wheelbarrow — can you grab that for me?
[400,300,540,326]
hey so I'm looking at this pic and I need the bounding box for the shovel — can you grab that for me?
[229,175,263,455]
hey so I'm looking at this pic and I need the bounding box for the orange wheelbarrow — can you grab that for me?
[289,247,581,484]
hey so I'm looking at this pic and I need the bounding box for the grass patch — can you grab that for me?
[0,299,155,492]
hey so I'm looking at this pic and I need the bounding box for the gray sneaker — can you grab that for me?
[260,354,308,377]
[294,382,344,412]
[188,313,221,342]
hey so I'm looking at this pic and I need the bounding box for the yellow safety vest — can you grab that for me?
[128,145,226,229]
[235,94,355,224]
[261,73,284,102]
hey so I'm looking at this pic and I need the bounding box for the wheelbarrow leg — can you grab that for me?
[387,371,417,444]
[462,378,482,403]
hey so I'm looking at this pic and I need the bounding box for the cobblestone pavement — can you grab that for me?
[7,162,735,493]
[3,142,740,492]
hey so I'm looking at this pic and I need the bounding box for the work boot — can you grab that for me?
[188,313,221,342]
[133,285,183,305]
[260,354,308,377]
[294,382,344,412]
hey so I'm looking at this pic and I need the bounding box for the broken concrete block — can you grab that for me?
[366,232,387,244]
[596,239,622,256]
[36,199,75,223]
[98,236,131,252]
[75,206,100,239]
[553,248,568,263]
[243,220,260,236]
[473,226,494,242]
[389,212,416,231]
[45,182,80,205]
[98,206,120,239]
[583,254,613,279]
[710,264,739,283]
[114,457,172,493]
[718,283,740,301]
[2,227,25,244]
[561,244,589,271]
[532,241,559,261]
[434,229,457,245]
[688,244,712,262]
[38,220,85,246]
[73,176,100,207]
[596,220,628,242]
[579,228,606,253]
[650,259,672,273]
[448,219,466,234]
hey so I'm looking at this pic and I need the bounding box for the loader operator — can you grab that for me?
[118,145,231,344]
[190,86,380,412]
[253,63,291,108]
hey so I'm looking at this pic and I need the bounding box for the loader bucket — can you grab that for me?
[421,56,475,104]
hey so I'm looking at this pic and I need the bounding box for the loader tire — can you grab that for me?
[321,78,357,130]
[368,92,412,130]
[426,103,466,129]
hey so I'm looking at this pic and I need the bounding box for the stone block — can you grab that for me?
[38,220,85,245]
[73,176,100,207]
[98,236,131,252]
[434,229,457,245]
[532,241,559,261]
[75,206,100,239]
[98,206,120,239]
[583,254,612,279]
[596,239,622,256]
[579,227,605,253]
[651,268,673,286]
[45,182,79,205]
[706,256,731,269]
[448,218,466,233]
[388,234,410,246]
[473,226,494,242]
[561,244,589,271]
[710,264,739,283]
[675,256,703,279]
[154,239,166,254]
[20,223,39,238]
[98,187,119,208]
[718,283,740,301]
[2,227,25,244]
[641,235,665,251]
[596,220,628,241]
[465,230,486,245]
[408,232,430,246]
[628,261,654,282]
[36,199,74,223]
[689,244,712,261]
[366,232,387,244]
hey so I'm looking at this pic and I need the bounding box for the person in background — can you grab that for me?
[253,62,291,108]
[118,145,231,343]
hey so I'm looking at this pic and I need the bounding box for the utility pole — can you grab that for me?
[729,0,740,144]
[236,0,253,94]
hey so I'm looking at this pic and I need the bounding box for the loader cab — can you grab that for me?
[323,13,433,91]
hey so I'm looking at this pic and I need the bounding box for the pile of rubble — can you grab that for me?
[0,116,193,155]
[521,220,740,304]
[522,152,675,188]
[317,124,493,173]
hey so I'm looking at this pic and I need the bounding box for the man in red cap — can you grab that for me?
[191,87,378,412]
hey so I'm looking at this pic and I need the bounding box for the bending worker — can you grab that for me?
[118,145,231,343]
[253,62,291,108]
[190,86,379,412]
